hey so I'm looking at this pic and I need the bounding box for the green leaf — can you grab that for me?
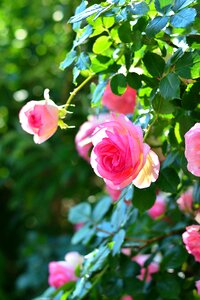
[152,93,175,114]
[154,0,173,14]
[91,78,107,107]
[60,50,77,70]
[110,74,127,95]
[74,25,93,47]
[71,278,92,299]
[172,0,195,12]
[143,52,165,77]
[93,36,112,54]
[131,30,142,51]
[76,53,91,70]
[72,1,88,31]
[182,82,200,109]
[131,2,149,15]
[127,72,142,89]
[69,4,104,23]
[112,229,126,255]
[88,245,110,273]
[102,16,115,28]
[157,168,180,193]
[160,73,180,100]
[167,48,184,66]
[111,199,128,231]
[146,16,169,37]
[68,202,92,224]
[118,22,133,43]
[72,225,95,245]
[175,51,199,79]
[92,196,112,222]
[90,55,111,73]
[170,8,197,28]
[133,185,156,213]
[157,274,181,299]
[161,245,188,269]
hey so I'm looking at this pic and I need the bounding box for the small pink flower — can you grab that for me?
[196,280,200,294]
[121,248,132,256]
[182,225,200,262]
[106,184,121,202]
[90,114,160,190]
[121,296,133,300]
[184,123,200,177]
[75,114,110,161]
[19,89,59,144]
[177,188,193,213]
[102,83,137,115]
[48,252,83,288]
[148,195,166,219]
[132,254,159,282]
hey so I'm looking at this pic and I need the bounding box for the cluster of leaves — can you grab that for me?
[34,0,200,299]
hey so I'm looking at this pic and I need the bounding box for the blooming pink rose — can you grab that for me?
[19,90,59,144]
[48,252,83,288]
[196,280,200,294]
[184,123,200,176]
[121,296,133,300]
[182,225,200,262]
[102,83,136,115]
[75,114,110,161]
[148,195,166,219]
[106,184,121,202]
[90,114,160,190]
[177,188,193,213]
[132,254,159,282]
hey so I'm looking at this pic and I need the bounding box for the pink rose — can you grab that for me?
[48,252,83,288]
[132,254,159,282]
[196,280,200,294]
[184,123,200,176]
[75,114,110,161]
[19,89,59,144]
[106,184,121,202]
[121,296,133,300]
[102,83,136,115]
[148,195,166,219]
[182,225,200,262]
[177,188,193,213]
[90,114,160,190]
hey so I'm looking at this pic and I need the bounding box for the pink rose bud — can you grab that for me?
[106,184,121,202]
[75,114,111,161]
[19,89,59,144]
[132,254,159,282]
[177,188,193,213]
[90,114,160,190]
[196,280,200,294]
[48,252,83,288]
[184,123,200,177]
[182,225,200,262]
[102,82,136,115]
[148,195,166,219]
[121,296,133,300]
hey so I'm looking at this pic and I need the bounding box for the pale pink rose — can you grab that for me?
[48,252,83,288]
[75,114,110,161]
[19,90,59,144]
[132,254,159,282]
[182,225,200,262]
[106,184,121,201]
[90,114,160,190]
[184,123,200,176]
[148,195,166,219]
[121,248,132,256]
[177,188,193,213]
[102,83,137,115]
[121,296,133,300]
[196,280,200,294]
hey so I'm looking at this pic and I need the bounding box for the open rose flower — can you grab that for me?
[90,114,160,190]
[19,89,59,144]
[148,194,166,219]
[182,225,200,262]
[102,82,137,115]
[184,123,200,176]
[48,251,83,288]
[177,188,193,213]
[132,254,159,282]
[75,114,110,161]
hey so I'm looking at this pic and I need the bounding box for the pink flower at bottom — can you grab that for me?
[176,188,193,213]
[182,225,200,262]
[148,195,166,219]
[121,296,133,300]
[184,123,200,177]
[132,254,159,282]
[196,280,200,294]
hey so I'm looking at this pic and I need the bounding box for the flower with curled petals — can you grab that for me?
[182,225,200,262]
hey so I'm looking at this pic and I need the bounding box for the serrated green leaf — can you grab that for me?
[91,79,107,107]
[112,229,126,256]
[131,2,149,15]
[127,72,142,89]
[143,52,165,77]
[172,0,195,12]
[146,16,169,37]
[60,50,77,70]
[110,73,127,95]
[74,25,93,47]
[93,36,112,54]
[76,53,91,70]
[152,93,175,114]
[93,196,112,222]
[102,16,115,28]
[68,202,92,224]
[69,4,104,23]
[170,8,197,28]
[154,0,173,14]
[160,73,180,100]
[118,22,133,43]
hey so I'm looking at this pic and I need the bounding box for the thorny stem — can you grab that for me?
[65,74,94,109]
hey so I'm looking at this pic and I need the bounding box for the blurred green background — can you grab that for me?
[0,1,100,299]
